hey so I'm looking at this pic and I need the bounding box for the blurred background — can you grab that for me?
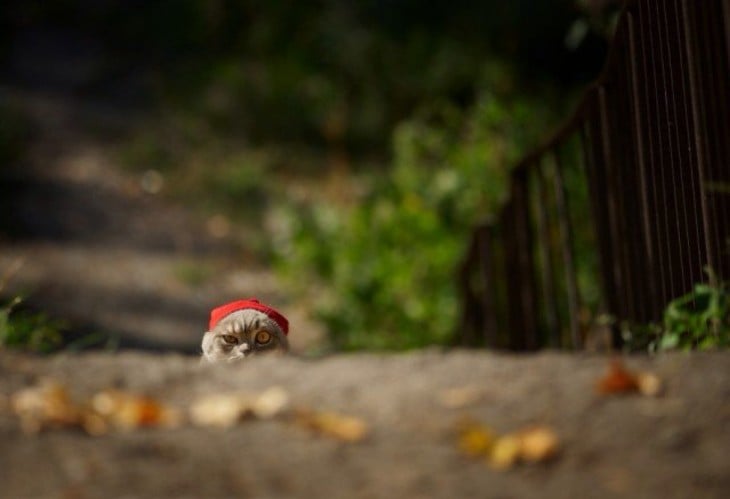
[0,0,618,354]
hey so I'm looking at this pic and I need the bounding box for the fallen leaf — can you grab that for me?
[596,360,663,397]
[437,386,483,409]
[252,386,290,419]
[294,409,369,443]
[10,381,187,435]
[11,379,81,434]
[636,372,663,397]
[90,389,182,431]
[456,420,495,457]
[189,393,249,428]
[81,411,110,436]
[189,387,290,428]
[516,425,560,463]
[596,359,640,394]
[488,435,522,471]
[456,419,561,471]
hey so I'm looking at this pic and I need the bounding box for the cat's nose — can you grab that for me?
[238,343,251,353]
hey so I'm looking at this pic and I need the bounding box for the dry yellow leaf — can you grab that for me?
[189,387,290,428]
[81,411,110,436]
[189,393,249,428]
[517,426,560,463]
[252,386,290,419]
[489,435,522,471]
[10,381,188,435]
[295,409,369,443]
[636,372,663,397]
[91,389,182,431]
[456,418,561,471]
[437,386,483,409]
[11,379,80,434]
[456,422,495,457]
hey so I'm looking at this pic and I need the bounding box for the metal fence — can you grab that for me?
[457,0,730,350]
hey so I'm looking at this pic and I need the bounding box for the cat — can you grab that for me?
[201,299,289,363]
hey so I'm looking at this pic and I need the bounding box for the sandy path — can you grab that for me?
[0,350,727,498]
[0,87,322,354]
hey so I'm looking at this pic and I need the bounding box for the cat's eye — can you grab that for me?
[222,335,238,345]
[255,331,272,344]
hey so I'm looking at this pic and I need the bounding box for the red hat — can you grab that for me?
[209,298,289,335]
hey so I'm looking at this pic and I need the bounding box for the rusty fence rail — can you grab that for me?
[457,0,730,350]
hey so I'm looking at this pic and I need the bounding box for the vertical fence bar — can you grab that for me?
[657,0,698,297]
[457,223,501,348]
[477,224,499,346]
[534,159,561,347]
[700,0,727,281]
[637,0,671,313]
[598,85,630,334]
[671,1,709,294]
[584,101,621,347]
[505,167,539,349]
[707,0,730,279]
[457,228,481,346]
[453,232,479,346]
[649,0,677,303]
[627,10,659,322]
[551,148,582,348]
[609,21,645,323]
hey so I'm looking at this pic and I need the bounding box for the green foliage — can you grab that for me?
[67,0,593,154]
[0,296,65,353]
[274,83,556,350]
[659,279,729,351]
[151,33,499,154]
[0,289,113,353]
[622,272,729,352]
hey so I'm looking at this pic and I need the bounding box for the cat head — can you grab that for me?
[201,299,289,363]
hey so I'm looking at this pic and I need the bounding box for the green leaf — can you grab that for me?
[658,332,680,351]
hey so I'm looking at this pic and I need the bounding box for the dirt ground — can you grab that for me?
[0,350,728,499]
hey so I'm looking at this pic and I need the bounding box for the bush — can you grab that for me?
[660,280,730,350]
[622,270,730,352]
[273,82,556,350]
[0,297,64,353]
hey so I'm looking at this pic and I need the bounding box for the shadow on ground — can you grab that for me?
[0,89,285,355]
